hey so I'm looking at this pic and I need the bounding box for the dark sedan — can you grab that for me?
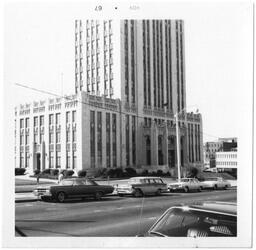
[33,178,114,202]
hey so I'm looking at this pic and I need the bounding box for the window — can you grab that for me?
[20,119,24,129]
[72,130,77,142]
[56,131,61,143]
[40,133,44,143]
[56,151,61,168]
[66,111,70,123]
[56,113,60,124]
[34,117,38,127]
[97,112,102,166]
[25,134,29,145]
[90,111,95,168]
[112,113,117,167]
[20,152,24,168]
[73,151,77,169]
[25,118,29,128]
[66,151,71,169]
[20,135,24,145]
[34,133,38,144]
[40,116,44,126]
[72,111,76,123]
[49,151,54,168]
[49,114,54,125]
[106,113,111,168]
[49,132,53,144]
[25,152,30,168]
[66,130,70,142]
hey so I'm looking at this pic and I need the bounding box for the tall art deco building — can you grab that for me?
[15,20,203,174]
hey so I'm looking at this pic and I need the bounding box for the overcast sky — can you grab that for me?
[4,1,253,142]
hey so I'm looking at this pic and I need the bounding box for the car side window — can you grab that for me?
[61,180,74,186]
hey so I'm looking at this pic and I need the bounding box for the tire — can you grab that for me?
[95,191,103,201]
[198,186,202,192]
[57,192,66,203]
[155,189,161,196]
[134,189,143,197]
[213,185,218,190]
[224,185,228,190]
[184,187,189,193]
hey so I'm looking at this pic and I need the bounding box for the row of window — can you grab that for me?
[20,129,77,145]
[188,123,201,163]
[19,111,77,129]
[216,161,237,166]
[90,111,117,168]
[20,151,77,169]
[217,154,237,159]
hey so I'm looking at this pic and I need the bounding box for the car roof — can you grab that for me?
[174,202,237,216]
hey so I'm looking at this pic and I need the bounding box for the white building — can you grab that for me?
[15,19,204,175]
[215,150,237,171]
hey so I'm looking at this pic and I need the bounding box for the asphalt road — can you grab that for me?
[15,189,237,237]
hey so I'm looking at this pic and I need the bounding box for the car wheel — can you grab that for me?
[224,185,228,190]
[198,186,202,192]
[184,187,189,193]
[134,189,143,197]
[57,192,66,203]
[95,191,103,201]
[155,189,161,196]
[213,185,218,190]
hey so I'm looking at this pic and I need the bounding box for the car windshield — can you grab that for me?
[180,179,190,182]
[74,179,98,185]
[149,208,237,237]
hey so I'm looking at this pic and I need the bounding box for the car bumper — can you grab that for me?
[33,191,52,198]
[168,186,184,191]
[116,189,134,195]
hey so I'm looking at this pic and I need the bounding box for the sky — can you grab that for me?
[4,1,253,142]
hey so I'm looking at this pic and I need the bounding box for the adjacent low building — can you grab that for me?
[203,138,237,176]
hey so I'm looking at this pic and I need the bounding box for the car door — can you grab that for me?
[79,179,96,197]
[191,179,199,190]
[72,179,87,197]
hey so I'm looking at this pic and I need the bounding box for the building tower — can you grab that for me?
[75,20,114,98]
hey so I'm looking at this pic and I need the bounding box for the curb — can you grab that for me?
[15,199,39,203]
[15,193,118,203]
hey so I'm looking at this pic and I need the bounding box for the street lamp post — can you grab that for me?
[175,113,181,182]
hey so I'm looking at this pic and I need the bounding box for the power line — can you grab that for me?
[14,82,222,140]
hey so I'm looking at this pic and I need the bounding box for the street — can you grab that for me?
[15,189,236,237]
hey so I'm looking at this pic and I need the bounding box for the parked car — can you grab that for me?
[116,177,167,197]
[146,202,237,237]
[201,177,231,190]
[168,178,204,192]
[33,177,114,202]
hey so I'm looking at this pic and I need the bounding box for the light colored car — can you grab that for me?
[116,177,167,197]
[168,178,204,192]
[146,202,237,237]
[201,177,231,190]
